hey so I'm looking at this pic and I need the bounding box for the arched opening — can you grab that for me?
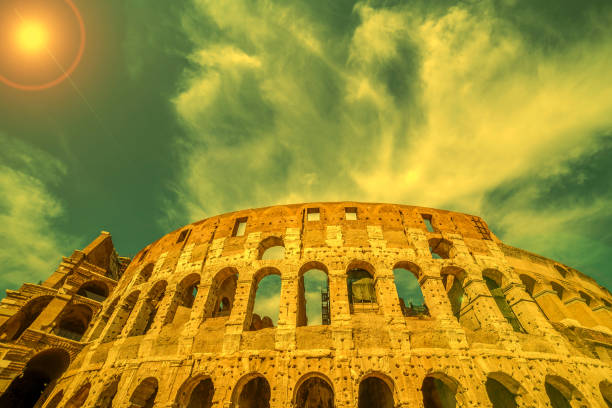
[347,262,377,313]
[130,377,158,408]
[53,304,94,341]
[249,269,281,331]
[235,375,271,408]
[422,374,458,408]
[519,275,536,297]
[358,376,393,408]
[211,268,238,318]
[579,291,592,306]
[554,265,569,279]
[65,382,91,408]
[181,378,214,408]
[600,380,612,408]
[45,390,64,408]
[0,348,70,408]
[171,274,201,325]
[545,375,584,408]
[76,281,109,302]
[95,377,120,408]
[258,236,285,260]
[103,290,140,342]
[294,375,334,408]
[485,373,520,408]
[88,296,119,342]
[131,281,167,336]
[0,296,53,341]
[441,268,466,322]
[297,262,330,327]
[428,238,455,259]
[135,264,154,285]
[550,282,565,302]
[393,262,428,317]
[483,270,524,333]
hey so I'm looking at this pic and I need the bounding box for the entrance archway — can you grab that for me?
[422,374,458,408]
[358,376,393,408]
[0,348,70,408]
[234,375,271,408]
[294,374,334,408]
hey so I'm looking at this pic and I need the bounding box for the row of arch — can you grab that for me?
[18,357,611,408]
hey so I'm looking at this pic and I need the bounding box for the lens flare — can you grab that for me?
[17,21,48,54]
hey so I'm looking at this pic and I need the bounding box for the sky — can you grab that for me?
[1,0,611,321]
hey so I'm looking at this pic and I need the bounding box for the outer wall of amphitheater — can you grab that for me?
[1,202,612,408]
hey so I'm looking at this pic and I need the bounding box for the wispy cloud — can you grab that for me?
[0,135,76,290]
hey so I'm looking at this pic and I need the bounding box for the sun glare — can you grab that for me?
[16,21,48,54]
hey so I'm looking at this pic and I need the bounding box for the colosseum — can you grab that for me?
[0,202,611,408]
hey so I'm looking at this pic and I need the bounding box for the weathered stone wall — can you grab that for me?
[1,202,612,407]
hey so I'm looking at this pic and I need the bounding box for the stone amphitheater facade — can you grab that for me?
[0,202,611,408]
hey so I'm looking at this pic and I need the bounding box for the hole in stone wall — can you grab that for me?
[545,382,571,408]
[358,377,393,408]
[95,377,120,408]
[212,270,238,318]
[422,376,457,408]
[428,238,454,259]
[295,376,334,408]
[442,274,465,322]
[345,207,358,220]
[0,295,53,342]
[554,265,569,279]
[550,282,565,301]
[177,229,191,243]
[0,349,70,408]
[297,268,329,327]
[237,376,270,408]
[307,208,320,221]
[483,272,524,333]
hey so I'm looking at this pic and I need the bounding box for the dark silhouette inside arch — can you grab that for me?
[545,376,580,408]
[211,269,238,318]
[347,269,377,310]
[130,377,158,408]
[422,375,457,408]
[600,380,612,408]
[295,376,334,408]
[483,271,524,333]
[77,280,109,302]
[442,274,464,321]
[182,378,214,408]
[486,377,517,408]
[171,274,201,325]
[358,377,393,408]
[45,390,64,408]
[0,348,70,408]
[237,376,271,408]
[0,296,53,341]
[545,382,571,408]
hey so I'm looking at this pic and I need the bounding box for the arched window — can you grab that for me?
[441,269,465,322]
[485,374,520,408]
[550,282,565,302]
[554,265,569,279]
[170,274,200,325]
[258,236,285,260]
[53,304,94,341]
[130,281,167,336]
[297,262,330,327]
[135,264,154,285]
[483,270,524,333]
[234,375,271,408]
[0,295,53,341]
[130,377,158,408]
[428,238,455,259]
[103,290,140,342]
[545,375,584,408]
[250,269,281,331]
[600,380,612,408]
[65,382,91,408]
[176,378,215,408]
[211,268,238,318]
[0,348,70,408]
[393,262,428,317]
[347,265,377,313]
[519,275,536,297]
[76,281,109,302]
[579,291,592,306]
[422,374,458,408]
[358,376,394,408]
[294,375,334,408]
[95,377,120,408]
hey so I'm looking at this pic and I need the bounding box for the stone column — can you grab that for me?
[123,297,151,337]
[28,295,70,333]
[275,271,297,351]
[562,289,600,328]
[328,269,353,352]
[531,282,572,323]
[503,282,551,336]
[374,272,410,351]
[222,277,253,353]
[148,288,179,333]
[181,281,213,336]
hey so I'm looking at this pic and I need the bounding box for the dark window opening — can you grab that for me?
[486,377,517,408]
[232,218,248,237]
[484,276,525,333]
[422,376,457,408]
[295,377,334,408]
[358,377,393,408]
[345,207,357,220]
[422,214,435,232]
[177,229,191,243]
[138,250,149,262]
[307,208,320,221]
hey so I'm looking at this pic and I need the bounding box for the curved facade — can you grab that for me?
[1,202,612,408]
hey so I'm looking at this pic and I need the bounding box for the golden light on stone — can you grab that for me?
[16,21,48,54]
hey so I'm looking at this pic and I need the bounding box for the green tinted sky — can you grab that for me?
[1,0,611,302]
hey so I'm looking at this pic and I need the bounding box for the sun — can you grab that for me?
[16,21,48,54]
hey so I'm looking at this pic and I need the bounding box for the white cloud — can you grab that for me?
[0,135,76,290]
